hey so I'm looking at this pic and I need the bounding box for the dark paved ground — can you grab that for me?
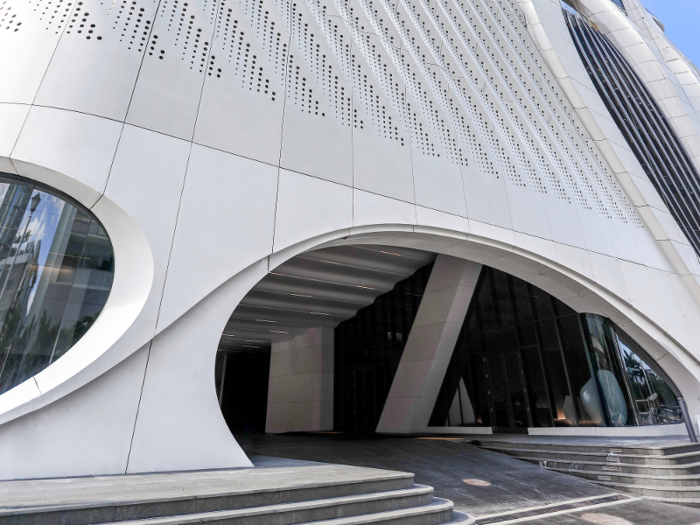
[238,433,700,524]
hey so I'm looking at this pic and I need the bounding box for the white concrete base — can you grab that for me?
[528,424,689,437]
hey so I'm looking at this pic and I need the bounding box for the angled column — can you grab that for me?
[376,256,482,434]
[265,327,334,433]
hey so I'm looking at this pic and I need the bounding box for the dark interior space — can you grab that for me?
[334,263,434,434]
[215,348,271,434]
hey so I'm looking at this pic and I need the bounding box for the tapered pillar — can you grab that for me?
[376,256,482,433]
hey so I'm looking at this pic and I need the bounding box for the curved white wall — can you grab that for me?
[0,0,700,479]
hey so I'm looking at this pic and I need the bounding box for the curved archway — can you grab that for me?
[0,160,153,428]
[212,226,700,438]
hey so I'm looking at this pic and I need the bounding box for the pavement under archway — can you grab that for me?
[238,433,700,524]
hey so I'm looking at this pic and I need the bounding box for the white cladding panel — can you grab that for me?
[1,0,700,478]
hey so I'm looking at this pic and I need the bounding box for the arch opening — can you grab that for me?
[213,236,685,437]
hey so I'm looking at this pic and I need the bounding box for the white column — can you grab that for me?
[376,256,482,433]
[265,327,334,433]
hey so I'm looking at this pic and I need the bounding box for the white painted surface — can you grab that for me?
[0,0,697,479]
[266,327,334,433]
[377,256,482,434]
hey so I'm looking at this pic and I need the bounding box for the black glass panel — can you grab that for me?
[216,348,272,434]
[566,12,700,256]
[430,266,681,430]
[334,263,433,433]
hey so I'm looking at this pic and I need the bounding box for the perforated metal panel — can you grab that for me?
[566,11,700,254]
[4,0,641,225]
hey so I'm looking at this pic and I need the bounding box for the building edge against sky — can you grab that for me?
[1,0,700,479]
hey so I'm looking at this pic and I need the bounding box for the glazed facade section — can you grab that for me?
[334,263,434,433]
[430,267,680,431]
[0,174,114,395]
[566,11,700,256]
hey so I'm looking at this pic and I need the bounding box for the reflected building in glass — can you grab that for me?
[428,267,681,432]
[0,175,114,395]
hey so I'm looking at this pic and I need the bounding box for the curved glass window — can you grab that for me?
[0,173,114,395]
[430,266,681,430]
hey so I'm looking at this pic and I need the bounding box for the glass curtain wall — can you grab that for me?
[430,266,681,431]
[566,11,700,256]
[334,263,433,433]
[0,173,115,395]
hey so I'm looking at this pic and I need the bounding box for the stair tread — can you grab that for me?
[528,458,700,477]
[480,445,700,462]
[295,499,454,525]
[590,479,700,492]
[645,495,700,504]
[0,471,415,516]
[445,511,475,524]
[522,455,700,469]
[108,486,436,525]
[475,441,700,455]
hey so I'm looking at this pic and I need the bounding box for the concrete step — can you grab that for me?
[0,467,416,525]
[548,466,700,488]
[474,439,700,503]
[521,456,700,476]
[644,495,700,508]
[479,444,700,466]
[294,498,457,525]
[101,486,442,525]
[473,439,700,457]
[591,479,700,499]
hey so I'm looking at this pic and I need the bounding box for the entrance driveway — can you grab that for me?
[239,433,700,524]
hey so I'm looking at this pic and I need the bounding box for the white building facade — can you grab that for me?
[1,0,700,480]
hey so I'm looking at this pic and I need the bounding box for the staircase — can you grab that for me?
[474,438,700,508]
[0,464,473,525]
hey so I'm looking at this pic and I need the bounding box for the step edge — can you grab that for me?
[113,497,456,525]
[0,475,416,517]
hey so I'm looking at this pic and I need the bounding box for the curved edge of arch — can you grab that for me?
[517,0,700,308]
[204,222,700,407]
[0,158,155,426]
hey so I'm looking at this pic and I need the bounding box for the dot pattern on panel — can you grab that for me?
[239,0,285,82]
[104,0,152,49]
[346,14,406,143]
[0,1,21,32]
[22,0,77,34]
[29,0,75,33]
[153,0,211,70]
[5,0,640,226]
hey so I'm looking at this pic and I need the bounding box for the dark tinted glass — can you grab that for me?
[566,12,700,256]
[430,266,681,430]
[334,263,433,433]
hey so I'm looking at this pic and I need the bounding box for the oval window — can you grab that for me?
[0,173,115,395]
